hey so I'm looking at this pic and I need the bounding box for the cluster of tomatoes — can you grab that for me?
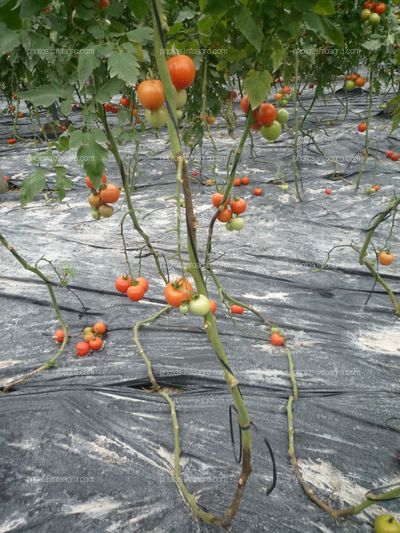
[54,321,107,357]
[240,96,289,142]
[212,192,247,231]
[232,175,265,196]
[115,274,149,301]
[360,1,387,25]
[273,83,292,106]
[85,174,121,219]
[385,150,399,161]
[137,54,195,128]
[344,72,366,91]
[365,183,381,195]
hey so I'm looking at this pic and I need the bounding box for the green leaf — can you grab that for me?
[175,7,196,22]
[78,45,100,88]
[19,85,71,107]
[20,169,46,207]
[20,0,48,17]
[305,13,344,47]
[362,39,382,51]
[234,6,263,52]
[127,0,149,20]
[312,0,335,15]
[126,26,153,43]
[200,0,230,16]
[95,77,125,103]
[0,29,20,55]
[77,135,108,189]
[270,39,286,72]
[69,130,84,149]
[243,69,273,110]
[108,44,139,85]
[55,166,72,201]
[59,99,72,116]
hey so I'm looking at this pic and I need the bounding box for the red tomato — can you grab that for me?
[104,103,113,112]
[241,176,250,185]
[230,198,247,214]
[89,337,103,351]
[115,275,133,293]
[93,322,107,335]
[229,91,237,99]
[253,187,263,196]
[385,150,393,158]
[240,95,250,114]
[99,183,121,203]
[98,0,110,8]
[254,103,277,126]
[127,285,145,301]
[136,277,149,293]
[212,192,229,208]
[6,138,16,145]
[324,187,333,195]
[230,304,244,314]
[355,77,366,88]
[120,97,130,107]
[282,85,291,95]
[217,208,232,222]
[209,300,217,314]
[233,178,241,187]
[76,342,90,357]
[164,278,193,307]
[391,152,399,161]
[167,55,196,90]
[270,332,285,346]
[54,329,65,343]
[85,174,107,189]
[358,122,367,133]
[374,2,386,14]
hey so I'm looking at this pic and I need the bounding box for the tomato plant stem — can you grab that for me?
[0,232,68,392]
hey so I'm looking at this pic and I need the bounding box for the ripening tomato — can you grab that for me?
[137,80,165,110]
[89,337,103,351]
[131,108,138,117]
[93,322,107,335]
[127,285,145,301]
[241,176,250,185]
[274,93,283,101]
[374,2,386,15]
[355,77,366,87]
[391,152,399,161]
[217,207,232,222]
[99,0,110,8]
[115,275,133,293]
[209,300,217,314]
[358,122,368,133]
[282,85,291,95]
[230,198,247,214]
[372,184,381,192]
[270,332,285,346]
[54,329,65,343]
[85,174,107,189]
[120,96,130,107]
[88,194,101,209]
[136,277,149,293]
[99,183,121,204]
[167,55,196,90]
[253,187,263,196]
[230,304,244,314]
[98,204,114,218]
[164,278,193,307]
[379,251,395,266]
[76,342,90,357]
[240,95,250,114]
[212,192,229,208]
[233,178,241,187]
[324,187,333,195]
[189,294,211,316]
[254,103,277,126]
[83,332,95,343]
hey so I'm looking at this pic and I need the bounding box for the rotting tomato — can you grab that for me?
[167,55,196,90]
[230,304,244,314]
[99,183,121,204]
[379,251,395,266]
[127,285,145,301]
[115,275,133,293]
[217,208,232,223]
[137,80,165,110]
[76,342,90,357]
[164,278,193,307]
[230,198,247,214]
[93,322,107,335]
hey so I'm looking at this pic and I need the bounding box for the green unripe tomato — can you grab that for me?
[374,514,400,533]
[360,8,371,20]
[189,294,211,316]
[92,208,101,220]
[230,217,245,231]
[179,302,189,315]
[175,90,187,109]
[281,98,288,106]
[83,327,93,335]
[226,221,234,231]
[281,183,289,192]
[175,109,183,120]
[261,120,282,142]
[345,80,355,91]
[144,107,168,128]
[271,326,280,333]
[369,13,381,25]
[277,109,289,124]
